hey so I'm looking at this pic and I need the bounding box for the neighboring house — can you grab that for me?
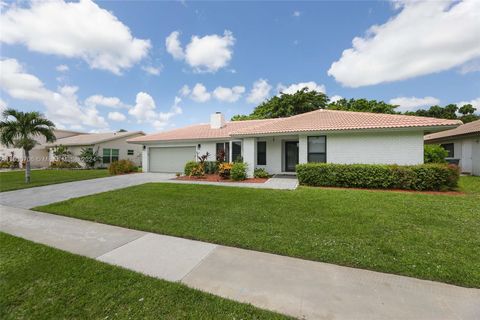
[44,131,145,168]
[424,120,480,176]
[0,129,82,168]
[128,110,460,176]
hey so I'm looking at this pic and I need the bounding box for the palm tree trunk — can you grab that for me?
[24,149,31,184]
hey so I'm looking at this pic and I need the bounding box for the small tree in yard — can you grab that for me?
[80,147,100,168]
[52,144,72,162]
[424,144,448,163]
[0,109,56,183]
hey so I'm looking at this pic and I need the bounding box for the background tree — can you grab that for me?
[0,109,56,183]
[231,88,329,120]
[458,104,479,123]
[328,98,398,114]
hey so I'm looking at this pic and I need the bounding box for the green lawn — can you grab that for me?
[0,233,287,319]
[35,177,480,288]
[458,175,480,195]
[0,169,110,192]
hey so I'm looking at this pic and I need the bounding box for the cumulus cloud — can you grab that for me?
[190,83,211,102]
[0,58,108,129]
[389,96,440,112]
[0,0,150,74]
[128,92,182,129]
[456,97,480,109]
[328,0,480,87]
[56,65,69,72]
[107,111,127,122]
[165,30,235,72]
[142,65,162,76]
[179,85,191,97]
[165,31,185,60]
[85,95,127,109]
[213,86,245,102]
[277,81,326,95]
[330,95,343,103]
[247,79,272,104]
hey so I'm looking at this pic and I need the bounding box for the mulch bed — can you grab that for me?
[175,174,268,184]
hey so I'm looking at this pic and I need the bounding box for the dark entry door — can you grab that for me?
[285,141,299,172]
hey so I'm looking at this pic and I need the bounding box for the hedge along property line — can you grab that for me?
[296,163,460,191]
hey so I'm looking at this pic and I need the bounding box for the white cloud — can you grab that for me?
[128,92,182,129]
[166,30,235,72]
[1,0,150,74]
[330,95,343,103]
[456,97,480,109]
[179,85,191,97]
[0,58,108,129]
[56,64,69,72]
[389,96,440,111]
[85,95,127,109]
[293,11,301,17]
[328,0,480,87]
[142,65,162,76]
[247,79,272,104]
[190,83,211,102]
[0,98,6,114]
[277,81,326,95]
[107,111,127,122]
[213,86,245,102]
[165,31,185,60]
[459,59,480,74]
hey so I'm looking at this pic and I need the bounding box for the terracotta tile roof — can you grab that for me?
[231,109,462,136]
[128,119,281,142]
[44,131,145,147]
[129,110,462,143]
[424,119,480,141]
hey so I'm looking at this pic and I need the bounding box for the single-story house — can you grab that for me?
[424,119,480,176]
[0,129,82,168]
[128,110,460,177]
[44,131,145,168]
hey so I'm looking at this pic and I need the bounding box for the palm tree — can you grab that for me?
[0,109,56,183]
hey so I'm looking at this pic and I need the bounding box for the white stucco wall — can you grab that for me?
[426,135,480,175]
[326,131,424,165]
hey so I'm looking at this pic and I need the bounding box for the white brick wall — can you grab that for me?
[326,131,424,165]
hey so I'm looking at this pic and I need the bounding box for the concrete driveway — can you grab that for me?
[0,172,174,208]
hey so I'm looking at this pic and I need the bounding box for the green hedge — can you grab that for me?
[296,163,459,191]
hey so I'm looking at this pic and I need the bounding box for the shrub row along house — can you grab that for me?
[128,109,461,176]
[0,130,144,168]
[425,119,480,176]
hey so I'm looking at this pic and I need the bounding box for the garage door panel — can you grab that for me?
[149,147,196,173]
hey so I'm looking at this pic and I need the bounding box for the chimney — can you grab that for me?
[210,112,225,129]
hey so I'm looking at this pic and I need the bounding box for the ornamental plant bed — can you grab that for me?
[176,174,268,183]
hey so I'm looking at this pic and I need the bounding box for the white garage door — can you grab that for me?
[149,147,196,173]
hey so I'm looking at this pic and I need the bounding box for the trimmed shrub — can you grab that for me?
[253,168,269,178]
[184,161,197,176]
[424,144,448,163]
[189,163,205,177]
[231,162,248,181]
[204,161,218,174]
[50,161,81,169]
[108,160,137,175]
[296,163,459,191]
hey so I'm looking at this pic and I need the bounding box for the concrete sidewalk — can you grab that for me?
[1,205,478,320]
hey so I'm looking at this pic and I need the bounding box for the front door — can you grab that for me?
[285,141,299,172]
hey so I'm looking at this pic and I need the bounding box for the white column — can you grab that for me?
[243,137,255,177]
[142,146,149,172]
[299,135,308,164]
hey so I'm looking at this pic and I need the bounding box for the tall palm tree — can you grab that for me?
[0,109,56,183]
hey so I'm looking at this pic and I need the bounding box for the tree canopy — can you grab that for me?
[231,87,479,123]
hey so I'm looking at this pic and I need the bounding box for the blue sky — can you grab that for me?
[1,0,479,133]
